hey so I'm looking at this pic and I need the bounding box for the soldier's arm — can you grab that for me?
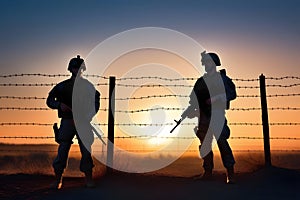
[46,88,60,110]
[181,105,198,119]
[95,90,100,113]
[181,84,200,119]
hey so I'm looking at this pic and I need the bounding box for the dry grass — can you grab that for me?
[0,143,299,177]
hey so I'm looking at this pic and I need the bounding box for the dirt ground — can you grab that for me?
[1,166,299,200]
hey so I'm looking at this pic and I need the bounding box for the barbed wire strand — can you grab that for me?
[0,83,109,87]
[1,135,300,140]
[0,122,300,127]
[0,73,109,79]
[0,82,261,89]
[237,93,300,98]
[1,73,299,81]
[1,74,300,153]
[1,82,298,89]
[1,93,300,101]
[1,148,300,153]
[1,106,300,112]
[0,107,108,111]
[265,76,300,81]
[266,83,300,88]
[0,95,109,100]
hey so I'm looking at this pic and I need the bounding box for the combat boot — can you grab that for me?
[85,171,96,188]
[50,173,63,189]
[226,167,235,184]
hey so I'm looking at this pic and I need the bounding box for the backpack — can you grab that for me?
[220,69,237,109]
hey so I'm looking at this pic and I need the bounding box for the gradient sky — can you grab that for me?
[0,0,299,149]
[1,0,300,76]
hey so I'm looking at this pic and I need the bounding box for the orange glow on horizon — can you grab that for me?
[0,49,299,152]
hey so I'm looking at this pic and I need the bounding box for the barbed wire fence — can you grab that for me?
[0,73,300,166]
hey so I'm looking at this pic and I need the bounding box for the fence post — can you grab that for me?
[259,74,272,167]
[107,76,115,174]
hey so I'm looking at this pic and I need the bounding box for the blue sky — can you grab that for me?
[0,0,300,77]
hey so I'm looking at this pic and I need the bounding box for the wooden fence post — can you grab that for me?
[259,74,272,167]
[107,76,115,173]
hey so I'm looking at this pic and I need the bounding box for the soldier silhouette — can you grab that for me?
[181,51,236,183]
[47,55,100,189]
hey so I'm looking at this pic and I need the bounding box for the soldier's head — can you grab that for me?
[201,51,221,73]
[68,55,86,75]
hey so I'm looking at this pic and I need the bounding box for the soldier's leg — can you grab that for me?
[217,120,235,183]
[78,139,94,173]
[217,120,235,168]
[51,119,75,188]
[76,123,95,187]
[52,142,72,174]
[75,123,94,173]
[78,138,95,187]
[196,124,214,174]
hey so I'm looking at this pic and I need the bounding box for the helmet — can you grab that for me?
[201,51,221,66]
[68,55,86,71]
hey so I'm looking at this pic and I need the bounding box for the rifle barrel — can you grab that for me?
[170,118,182,133]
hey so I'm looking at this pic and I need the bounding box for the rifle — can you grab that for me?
[170,118,183,133]
[91,124,106,145]
[52,122,106,145]
[170,106,198,133]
